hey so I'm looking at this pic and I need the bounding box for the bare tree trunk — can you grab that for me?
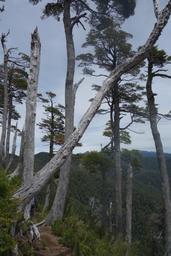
[146,61,171,256]
[113,83,123,238]
[101,170,108,232]
[6,122,18,172]
[43,184,50,212]
[0,36,9,163]
[126,163,133,246]
[23,28,41,187]
[10,129,24,178]
[47,0,75,223]
[5,92,12,162]
[14,3,171,205]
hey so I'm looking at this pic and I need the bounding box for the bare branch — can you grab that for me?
[71,12,87,29]
[153,73,171,79]
[74,77,85,95]
[127,128,145,134]
[120,114,134,130]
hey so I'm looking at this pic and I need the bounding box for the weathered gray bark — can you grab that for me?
[5,91,12,161]
[14,1,171,205]
[23,28,41,187]
[47,0,75,223]
[6,122,18,172]
[146,60,171,256]
[126,163,133,245]
[113,83,123,237]
[0,35,9,162]
[43,184,50,212]
[10,129,24,178]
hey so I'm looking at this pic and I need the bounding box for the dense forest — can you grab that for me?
[1,0,171,255]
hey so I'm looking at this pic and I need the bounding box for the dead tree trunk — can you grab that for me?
[23,28,41,187]
[0,33,9,163]
[126,163,133,245]
[47,0,75,223]
[14,2,171,205]
[10,129,24,178]
[146,60,171,256]
[43,184,50,212]
[6,122,18,172]
[5,89,12,162]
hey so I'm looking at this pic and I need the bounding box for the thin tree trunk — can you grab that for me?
[10,129,24,178]
[101,170,107,232]
[113,83,123,238]
[146,61,171,255]
[14,3,171,204]
[49,97,54,158]
[5,91,12,161]
[47,0,75,223]
[23,28,41,187]
[126,163,133,246]
[6,122,18,172]
[0,41,8,163]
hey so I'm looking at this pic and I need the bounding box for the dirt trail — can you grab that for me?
[34,225,72,256]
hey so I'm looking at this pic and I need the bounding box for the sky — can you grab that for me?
[0,0,171,154]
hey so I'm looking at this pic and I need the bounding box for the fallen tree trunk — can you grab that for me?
[14,1,171,205]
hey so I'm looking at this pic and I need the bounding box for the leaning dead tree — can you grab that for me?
[14,1,171,208]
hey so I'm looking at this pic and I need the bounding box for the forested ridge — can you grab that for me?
[1,0,171,255]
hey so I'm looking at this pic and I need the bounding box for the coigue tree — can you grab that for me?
[145,46,171,255]
[77,16,145,237]
[38,91,65,158]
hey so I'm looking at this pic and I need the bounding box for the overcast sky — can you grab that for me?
[0,0,171,154]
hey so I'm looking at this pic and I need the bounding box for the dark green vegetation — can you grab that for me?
[25,151,171,255]
[0,150,170,255]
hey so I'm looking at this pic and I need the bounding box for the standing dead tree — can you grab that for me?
[23,27,41,187]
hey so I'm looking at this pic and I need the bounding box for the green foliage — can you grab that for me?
[38,91,65,155]
[0,170,20,255]
[148,46,170,67]
[95,0,136,19]
[52,216,135,256]
[81,151,113,174]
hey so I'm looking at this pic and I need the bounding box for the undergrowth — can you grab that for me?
[52,215,140,256]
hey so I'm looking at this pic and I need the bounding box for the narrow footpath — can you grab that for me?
[34,226,72,256]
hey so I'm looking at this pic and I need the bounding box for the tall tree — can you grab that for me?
[145,47,171,255]
[0,43,28,164]
[0,32,9,163]
[77,18,144,237]
[38,91,65,158]
[5,64,28,162]
[23,28,41,187]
